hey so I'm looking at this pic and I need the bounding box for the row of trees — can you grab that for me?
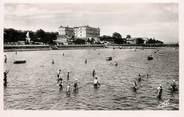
[4,28,58,44]
[100,32,163,44]
[100,32,127,44]
[4,28,163,45]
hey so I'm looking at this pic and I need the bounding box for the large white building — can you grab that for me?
[58,25,74,38]
[55,25,100,44]
[74,25,100,39]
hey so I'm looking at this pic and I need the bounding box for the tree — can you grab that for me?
[112,32,122,39]
[35,29,46,43]
[99,35,113,42]
[126,35,131,39]
[4,28,58,44]
[112,32,126,44]
[145,38,163,44]
[73,38,85,44]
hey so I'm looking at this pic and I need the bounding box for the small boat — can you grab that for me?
[106,57,112,61]
[147,56,153,60]
[14,60,26,64]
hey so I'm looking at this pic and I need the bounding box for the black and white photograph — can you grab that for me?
[2,1,181,112]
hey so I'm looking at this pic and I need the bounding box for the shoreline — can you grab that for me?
[4,44,179,52]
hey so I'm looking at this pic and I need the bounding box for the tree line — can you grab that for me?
[100,32,164,44]
[4,28,163,45]
[4,28,58,44]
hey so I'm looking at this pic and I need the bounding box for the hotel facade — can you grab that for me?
[56,25,100,44]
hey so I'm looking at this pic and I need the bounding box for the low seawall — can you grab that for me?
[4,44,179,52]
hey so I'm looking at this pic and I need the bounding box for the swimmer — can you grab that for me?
[157,84,163,99]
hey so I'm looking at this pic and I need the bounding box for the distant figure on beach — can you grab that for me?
[67,72,70,81]
[73,79,78,91]
[137,74,141,82]
[63,53,64,56]
[4,55,7,63]
[94,76,100,88]
[157,84,163,99]
[4,70,9,87]
[92,69,96,77]
[16,51,17,55]
[52,59,54,64]
[85,59,87,64]
[170,80,177,92]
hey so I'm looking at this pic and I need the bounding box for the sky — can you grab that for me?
[4,3,178,43]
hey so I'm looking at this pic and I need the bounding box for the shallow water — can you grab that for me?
[4,48,179,110]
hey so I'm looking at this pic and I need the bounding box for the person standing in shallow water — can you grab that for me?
[4,55,7,63]
[138,74,141,82]
[92,69,96,77]
[85,59,87,64]
[157,84,163,99]
[57,69,62,83]
[66,84,71,95]
[73,79,78,91]
[67,72,70,81]
[4,70,9,87]
[170,80,177,92]
[93,76,100,88]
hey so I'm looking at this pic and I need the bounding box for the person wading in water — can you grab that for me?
[94,76,100,88]
[170,80,177,92]
[73,79,79,91]
[137,74,142,82]
[4,55,7,63]
[67,72,70,81]
[4,70,9,87]
[92,69,96,77]
[157,84,163,100]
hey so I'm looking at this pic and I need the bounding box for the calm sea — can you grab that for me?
[4,48,179,110]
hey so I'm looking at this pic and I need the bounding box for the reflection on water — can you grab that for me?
[4,48,179,110]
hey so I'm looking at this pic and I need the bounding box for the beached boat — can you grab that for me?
[106,57,112,61]
[147,56,153,60]
[14,60,26,64]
